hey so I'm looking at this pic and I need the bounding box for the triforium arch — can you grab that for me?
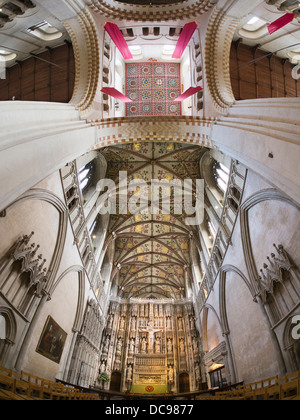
[239,188,300,289]
[201,302,238,385]
[0,306,17,365]
[49,265,86,332]
[217,265,255,383]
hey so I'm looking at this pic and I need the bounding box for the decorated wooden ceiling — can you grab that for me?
[100,142,208,300]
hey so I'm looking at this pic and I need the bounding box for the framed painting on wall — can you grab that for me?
[36,316,67,364]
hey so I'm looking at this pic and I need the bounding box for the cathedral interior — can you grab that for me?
[0,0,300,401]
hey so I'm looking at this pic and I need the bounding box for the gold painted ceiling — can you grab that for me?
[100,142,208,300]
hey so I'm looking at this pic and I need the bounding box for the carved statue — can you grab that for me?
[180,339,185,353]
[103,335,110,353]
[155,337,161,353]
[126,364,133,381]
[168,365,174,383]
[167,338,173,353]
[116,337,122,353]
[178,317,183,330]
[129,338,135,353]
[141,337,147,353]
[100,360,106,373]
[131,317,136,330]
[107,315,113,329]
[119,317,125,330]
[167,317,172,329]
[140,318,163,353]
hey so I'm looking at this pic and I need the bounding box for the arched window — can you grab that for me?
[214,162,230,194]
[78,161,94,192]
[208,220,217,240]
[79,168,91,191]
[0,314,5,340]
[0,314,6,362]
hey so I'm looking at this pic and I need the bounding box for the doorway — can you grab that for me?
[110,371,122,392]
[179,373,190,393]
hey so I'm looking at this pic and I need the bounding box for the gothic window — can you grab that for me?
[78,160,96,196]
[89,220,97,237]
[208,220,217,240]
[214,162,230,194]
[79,167,91,191]
[0,314,5,360]
[0,314,6,361]
[0,314,5,340]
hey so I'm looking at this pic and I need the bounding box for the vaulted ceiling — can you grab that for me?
[100,142,208,300]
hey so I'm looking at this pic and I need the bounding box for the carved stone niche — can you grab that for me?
[0,232,48,315]
[257,244,300,325]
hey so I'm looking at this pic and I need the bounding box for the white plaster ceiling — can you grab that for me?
[0,3,71,67]
[234,1,300,63]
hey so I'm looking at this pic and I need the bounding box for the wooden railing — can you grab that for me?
[1,363,299,400]
[196,370,300,400]
[0,365,99,400]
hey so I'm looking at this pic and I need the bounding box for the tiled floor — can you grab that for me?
[126,63,181,117]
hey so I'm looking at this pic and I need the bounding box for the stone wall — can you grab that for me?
[197,168,300,386]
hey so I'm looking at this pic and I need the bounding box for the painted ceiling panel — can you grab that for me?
[100,142,208,299]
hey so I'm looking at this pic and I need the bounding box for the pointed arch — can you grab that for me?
[50,265,86,332]
[5,188,68,294]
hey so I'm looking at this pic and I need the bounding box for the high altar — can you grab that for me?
[99,299,203,394]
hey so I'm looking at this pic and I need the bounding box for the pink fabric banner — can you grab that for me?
[104,21,133,60]
[172,21,198,59]
[267,13,295,35]
[101,87,132,103]
[173,86,203,102]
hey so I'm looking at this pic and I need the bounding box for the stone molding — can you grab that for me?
[88,0,218,22]
[64,8,101,114]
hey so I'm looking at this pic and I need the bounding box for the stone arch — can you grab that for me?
[219,265,255,335]
[202,302,237,384]
[218,265,258,384]
[204,8,238,113]
[201,303,224,352]
[282,315,300,372]
[239,188,300,290]
[89,116,214,150]
[0,306,17,345]
[5,188,68,295]
[89,0,217,22]
[60,4,101,114]
[0,306,17,364]
[50,265,86,332]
